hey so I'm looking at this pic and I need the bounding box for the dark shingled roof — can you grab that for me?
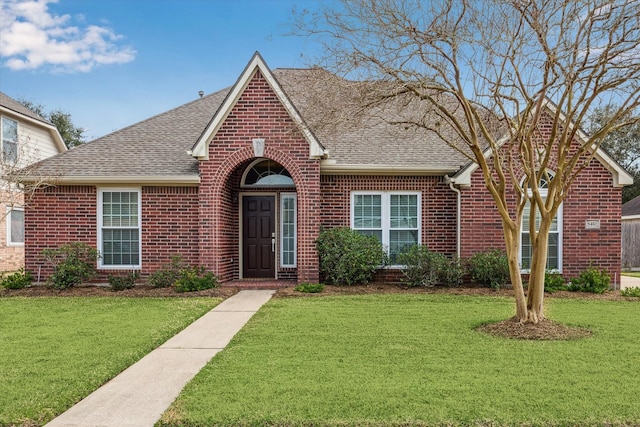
[623,195,640,216]
[0,91,53,125]
[29,68,470,180]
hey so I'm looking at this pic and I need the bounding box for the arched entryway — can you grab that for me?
[240,159,296,279]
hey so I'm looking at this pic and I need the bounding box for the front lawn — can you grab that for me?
[0,297,221,426]
[161,294,640,426]
[622,271,640,278]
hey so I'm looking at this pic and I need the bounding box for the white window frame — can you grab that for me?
[519,176,563,273]
[6,206,24,246]
[1,117,18,164]
[280,193,297,268]
[97,188,142,269]
[351,191,422,266]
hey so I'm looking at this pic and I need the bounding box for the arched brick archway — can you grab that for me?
[199,146,320,283]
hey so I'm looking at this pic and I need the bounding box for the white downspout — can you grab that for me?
[445,175,461,258]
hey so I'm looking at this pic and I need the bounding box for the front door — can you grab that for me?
[242,196,276,278]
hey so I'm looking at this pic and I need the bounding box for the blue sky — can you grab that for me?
[0,0,324,140]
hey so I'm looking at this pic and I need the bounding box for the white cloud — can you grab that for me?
[0,0,136,72]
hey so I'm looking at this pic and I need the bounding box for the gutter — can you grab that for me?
[320,160,458,176]
[20,175,201,185]
[445,175,461,258]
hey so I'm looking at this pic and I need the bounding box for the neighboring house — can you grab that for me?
[622,196,640,270]
[23,53,632,284]
[0,92,67,272]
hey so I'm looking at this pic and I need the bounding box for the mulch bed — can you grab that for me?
[476,317,593,340]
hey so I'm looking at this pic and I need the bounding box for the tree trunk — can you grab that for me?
[526,219,552,324]
[502,221,528,322]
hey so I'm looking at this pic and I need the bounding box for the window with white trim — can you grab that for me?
[351,192,421,264]
[1,117,18,164]
[520,174,562,271]
[280,193,297,267]
[98,189,141,268]
[6,207,24,246]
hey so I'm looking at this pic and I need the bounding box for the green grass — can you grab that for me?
[622,271,640,278]
[161,294,640,427]
[0,297,221,426]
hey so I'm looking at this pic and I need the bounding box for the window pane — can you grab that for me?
[357,229,383,242]
[2,118,17,142]
[354,195,381,229]
[3,141,17,163]
[390,194,418,228]
[103,192,139,228]
[521,233,532,269]
[521,232,559,270]
[281,195,296,267]
[244,159,294,187]
[102,228,139,266]
[10,209,24,244]
[547,232,559,270]
[389,230,418,264]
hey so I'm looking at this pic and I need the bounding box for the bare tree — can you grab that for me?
[588,105,640,202]
[0,134,59,217]
[296,0,640,323]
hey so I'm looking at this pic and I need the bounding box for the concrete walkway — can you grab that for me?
[621,274,640,290]
[46,290,275,427]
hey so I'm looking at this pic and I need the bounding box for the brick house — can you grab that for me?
[0,92,66,272]
[24,53,632,284]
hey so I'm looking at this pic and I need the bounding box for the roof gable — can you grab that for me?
[452,99,633,188]
[190,52,326,160]
[0,91,67,153]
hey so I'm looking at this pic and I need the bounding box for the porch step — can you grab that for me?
[224,279,295,289]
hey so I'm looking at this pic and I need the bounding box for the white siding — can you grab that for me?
[17,120,62,163]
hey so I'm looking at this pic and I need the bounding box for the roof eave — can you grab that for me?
[320,161,458,176]
[21,175,200,185]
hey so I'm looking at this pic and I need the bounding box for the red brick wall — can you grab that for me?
[25,185,97,280]
[460,150,623,281]
[141,186,199,273]
[198,69,321,283]
[319,175,458,255]
[562,163,622,279]
[25,185,200,282]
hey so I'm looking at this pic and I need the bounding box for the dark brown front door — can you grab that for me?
[243,196,275,278]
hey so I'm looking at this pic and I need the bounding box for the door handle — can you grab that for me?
[271,238,275,252]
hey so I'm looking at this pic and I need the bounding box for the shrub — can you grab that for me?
[468,249,510,289]
[42,242,99,290]
[568,267,610,294]
[544,272,567,293]
[173,266,219,293]
[621,286,640,298]
[1,268,33,289]
[147,255,185,288]
[109,271,139,291]
[397,245,464,287]
[294,283,324,293]
[441,256,465,287]
[316,227,387,286]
